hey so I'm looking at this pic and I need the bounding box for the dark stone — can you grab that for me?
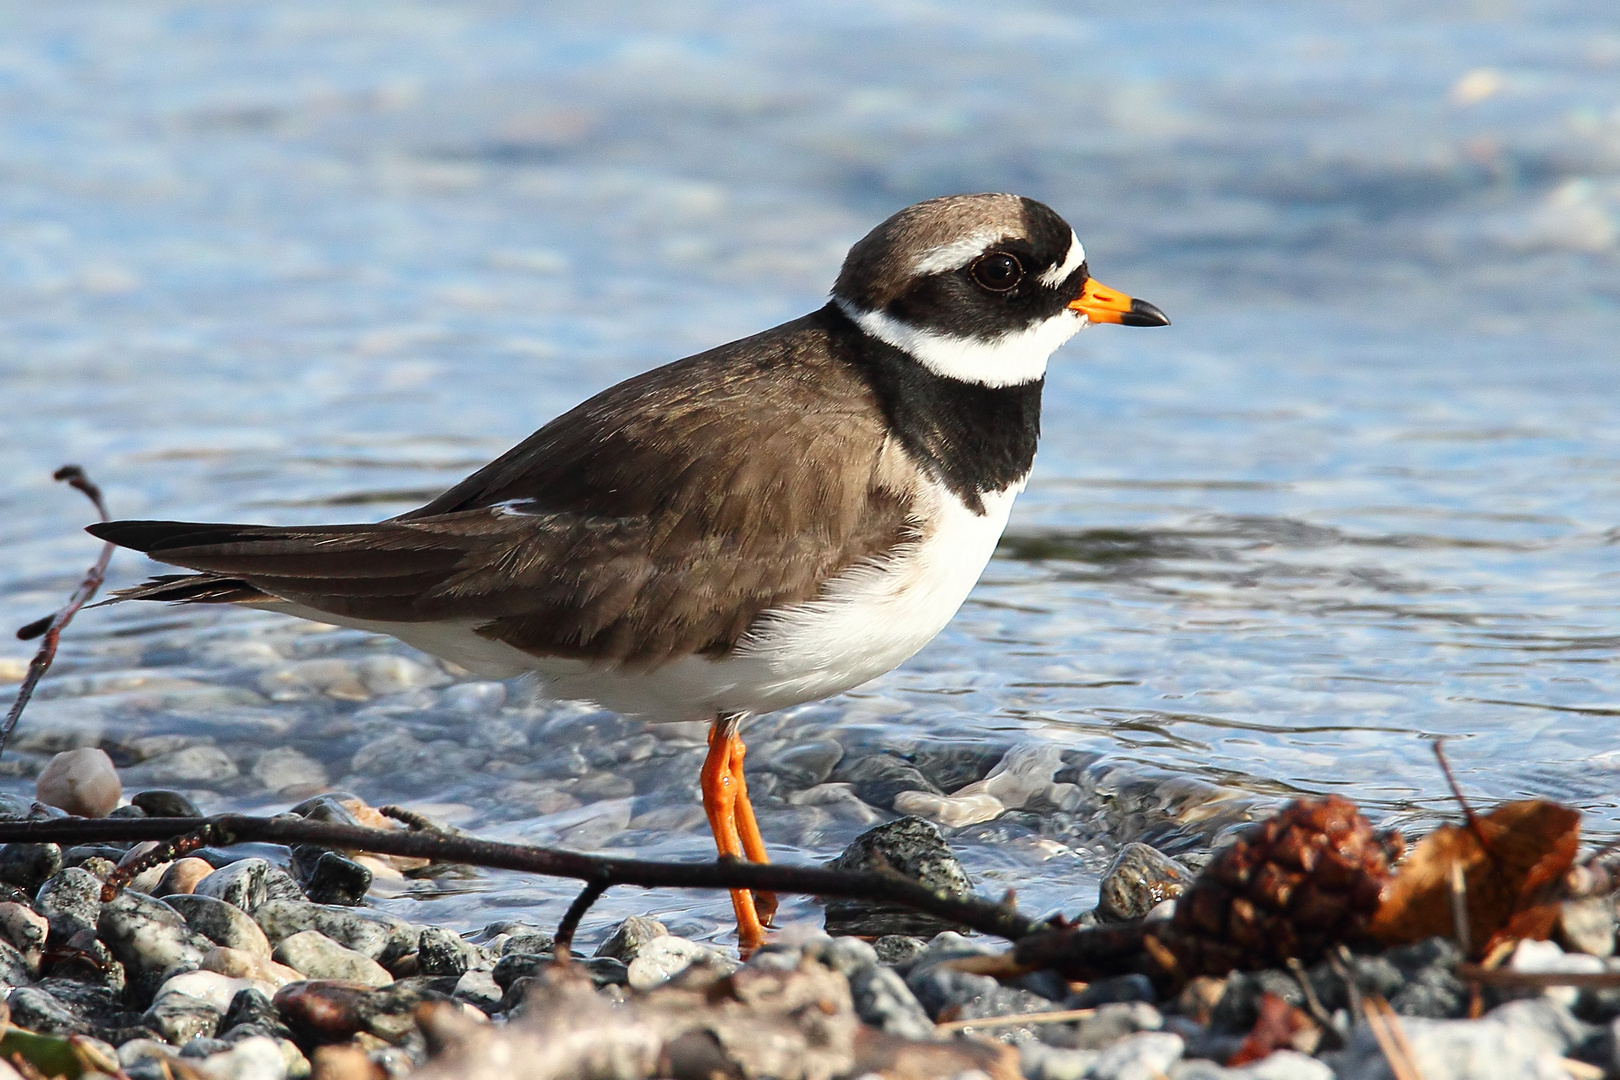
[829,755,942,810]
[6,986,86,1034]
[220,988,292,1040]
[1095,843,1191,922]
[1390,965,1469,1018]
[274,979,459,1046]
[177,1037,231,1058]
[823,817,972,937]
[193,857,304,911]
[902,742,1011,793]
[303,852,371,906]
[131,790,202,818]
[593,916,667,963]
[1068,974,1157,1008]
[1210,969,1306,1033]
[762,740,844,787]
[498,958,628,1011]
[1307,952,1404,1013]
[906,965,1055,1022]
[35,867,103,940]
[492,951,552,991]
[872,935,927,969]
[416,927,475,977]
[0,843,62,892]
[107,804,148,819]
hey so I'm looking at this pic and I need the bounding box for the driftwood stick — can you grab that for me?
[0,815,1041,942]
[3,466,114,760]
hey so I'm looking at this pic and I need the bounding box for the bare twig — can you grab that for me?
[1361,995,1426,1080]
[1431,740,1491,856]
[3,466,114,760]
[935,1007,1098,1033]
[1455,964,1620,990]
[554,879,609,960]
[0,814,1040,943]
[1449,860,1470,957]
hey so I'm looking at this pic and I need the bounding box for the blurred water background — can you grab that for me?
[1,0,1617,944]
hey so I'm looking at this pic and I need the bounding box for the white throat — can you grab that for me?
[837,298,1086,388]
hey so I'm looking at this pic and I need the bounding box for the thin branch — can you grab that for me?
[935,1007,1098,1033]
[554,879,610,960]
[1431,740,1491,856]
[3,466,114,760]
[0,814,1039,942]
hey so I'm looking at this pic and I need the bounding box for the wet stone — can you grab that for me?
[0,842,62,892]
[273,930,393,987]
[144,992,223,1045]
[829,754,942,810]
[35,866,104,940]
[763,739,844,787]
[593,915,667,963]
[0,937,35,984]
[824,817,973,937]
[626,935,738,991]
[97,891,211,989]
[48,931,125,994]
[1097,842,1192,922]
[194,858,304,912]
[131,790,203,818]
[1210,970,1308,1032]
[451,969,502,1011]
[416,927,478,978]
[301,852,371,906]
[165,893,273,958]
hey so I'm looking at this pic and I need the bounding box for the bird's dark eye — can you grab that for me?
[969,252,1023,292]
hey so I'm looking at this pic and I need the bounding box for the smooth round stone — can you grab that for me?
[872,935,927,968]
[156,970,277,1013]
[451,969,503,1011]
[155,857,216,898]
[891,789,1004,828]
[764,740,845,787]
[252,900,409,962]
[8,987,84,1034]
[441,681,506,715]
[136,745,240,784]
[197,1035,290,1080]
[848,964,934,1042]
[0,900,48,957]
[132,790,203,818]
[1096,843,1192,922]
[250,748,329,795]
[97,891,211,981]
[194,859,304,912]
[272,930,393,987]
[202,946,303,988]
[1559,897,1617,958]
[36,748,122,818]
[829,754,942,811]
[165,894,273,958]
[592,916,668,963]
[0,842,62,892]
[35,866,103,940]
[626,935,737,991]
[142,991,223,1045]
[1085,1031,1183,1080]
[358,654,449,695]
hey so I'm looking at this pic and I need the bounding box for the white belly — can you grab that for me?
[269,479,1022,723]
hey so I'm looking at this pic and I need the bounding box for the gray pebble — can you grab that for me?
[417,926,479,977]
[143,992,223,1045]
[177,1036,231,1058]
[829,754,941,810]
[97,891,211,985]
[194,859,303,912]
[1070,1003,1166,1051]
[1087,1031,1183,1080]
[163,894,273,958]
[626,935,737,991]
[764,740,844,787]
[35,866,104,940]
[220,988,291,1040]
[0,843,62,892]
[1070,974,1158,1008]
[824,817,973,937]
[593,915,668,963]
[442,681,507,715]
[132,790,203,818]
[273,930,392,986]
[803,935,879,977]
[1336,997,1588,1079]
[8,986,85,1034]
[1097,843,1192,922]
[905,965,1053,1024]
[873,935,927,968]
[252,899,412,962]
[452,969,503,1011]
[0,938,33,985]
[133,745,240,784]
[1021,1042,1101,1080]
[197,1035,291,1080]
[849,963,935,1041]
[1560,897,1617,958]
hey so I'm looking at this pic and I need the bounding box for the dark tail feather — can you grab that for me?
[98,574,270,606]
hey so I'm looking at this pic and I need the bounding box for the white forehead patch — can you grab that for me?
[911,231,1004,276]
[1038,231,1085,287]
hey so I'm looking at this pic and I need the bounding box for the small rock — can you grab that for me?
[119,1038,178,1070]
[97,891,211,985]
[829,754,942,810]
[220,987,294,1040]
[166,893,274,957]
[804,935,880,977]
[35,866,103,939]
[1071,974,1158,1008]
[8,986,85,1034]
[273,930,393,986]
[1072,1003,1166,1051]
[849,963,935,1041]
[198,1034,290,1080]
[1211,971,1307,1032]
[301,852,371,906]
[417,927,478,977]
[36,748,121,818]
[1508,938,1603,1011]
[202,945,303,988]
[1021,1042,1100,1080]
[131,790,204,818]
[906,964,1053,1024]
[194,859,304,912]
[1097,843,1192,922]
[824,817,973,937]
[135,745,240,784]
[156,969,276,1012]
[0,937,35,985]
[144,991,223,1045]
[1336,996,1589,1079]
[593,915,668,963]
[0,843,62,892]
[253,900,410,962]
[451,969,503,1011]
[251,748,329,795]
[155,857,216,898]
[359,654,449,695]
[764,740,844,787]
[873,935,927,968]
[1559,897,1617,958]
[891,789,1005,827]
[0,900,49,964]
[1087,1030,1183,1080]
[626,935,737,991]
[1237,1050,1334,1079]
[442,681,507,714]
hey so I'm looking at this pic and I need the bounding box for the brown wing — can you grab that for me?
[92,308,919,666]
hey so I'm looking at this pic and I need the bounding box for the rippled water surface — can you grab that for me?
[2,0,1618,943]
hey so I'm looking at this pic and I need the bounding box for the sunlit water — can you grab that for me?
[1,0,1618,945]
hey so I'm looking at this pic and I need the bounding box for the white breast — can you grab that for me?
[266,478,1024,723]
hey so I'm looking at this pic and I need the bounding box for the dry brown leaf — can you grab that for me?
[1369,799,1579,957]
[1225,991,1320,1067]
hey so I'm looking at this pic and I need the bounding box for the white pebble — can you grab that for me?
[36,747,121,817]
[892,789,1004,827]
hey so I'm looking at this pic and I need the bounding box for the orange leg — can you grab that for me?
[727,736,778,924]
[701,716,771,950]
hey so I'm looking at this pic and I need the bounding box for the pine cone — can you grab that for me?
[1161,795,1402,976]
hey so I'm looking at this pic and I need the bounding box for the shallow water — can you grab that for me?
[1,0,1618,945]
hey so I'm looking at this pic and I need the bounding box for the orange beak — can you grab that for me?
[1068,278,1170,327]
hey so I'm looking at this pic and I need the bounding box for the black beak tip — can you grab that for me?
[1122,299,1170,327]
